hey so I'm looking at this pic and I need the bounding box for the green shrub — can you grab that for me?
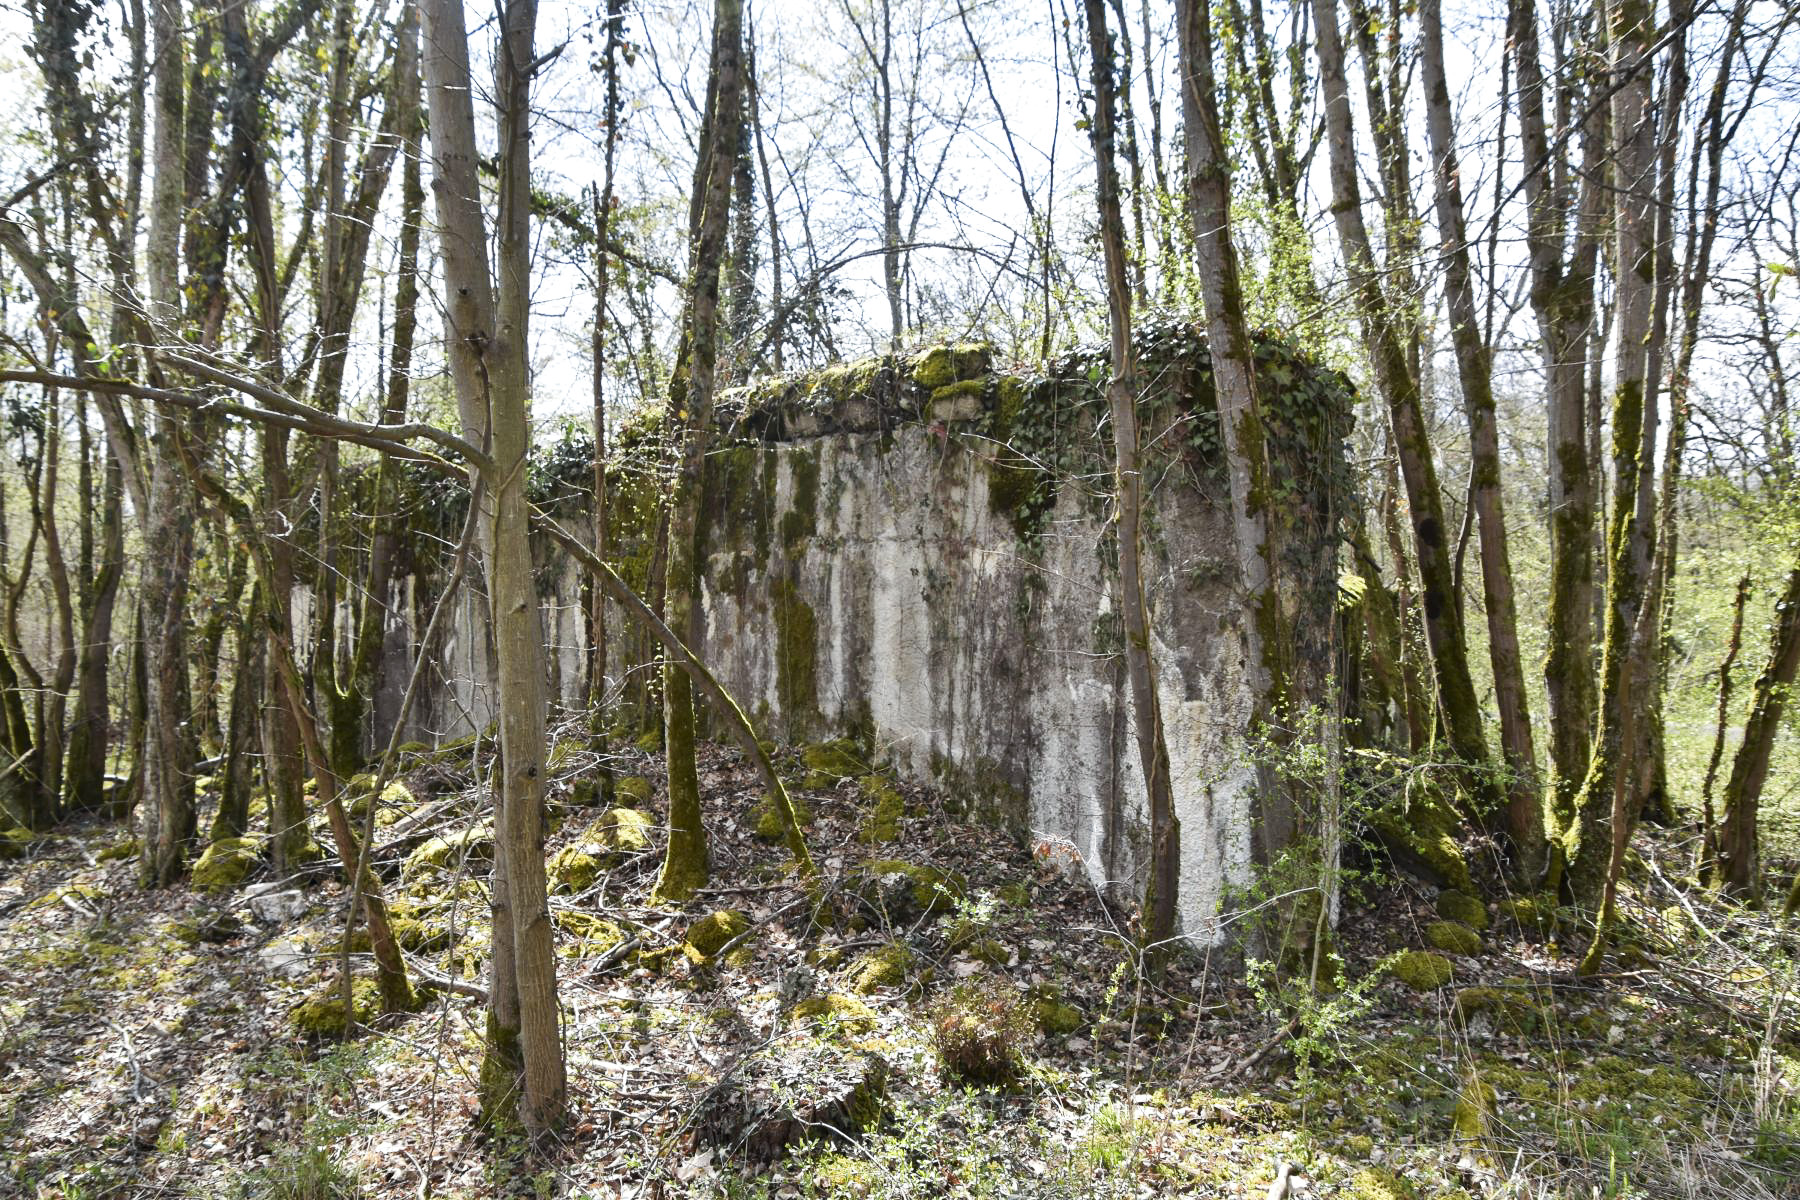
[926,973,1037,1083]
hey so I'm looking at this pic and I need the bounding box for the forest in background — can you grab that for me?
[4,0,1800,1194]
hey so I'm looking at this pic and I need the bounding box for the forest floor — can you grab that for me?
[2,727,1798,1199]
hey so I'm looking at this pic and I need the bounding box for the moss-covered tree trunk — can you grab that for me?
[655,0,748,906]
[1422,0,1543,878]
[210,585,263,842]
[1313,0,1503,820]
[1176,0,1300,927]
[1509,0,1603,881]
[1566,0,1662,914]
[66,438,124,813]
[1719,562,1800,901]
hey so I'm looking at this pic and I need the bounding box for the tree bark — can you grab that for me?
[1720,563,1800,901]
[1084,0,1180,947]
[1312,0,1502,819]
[1420,0,1543,877]
[1175,0,1299,925]
[139,0,198,887]
[1568,0,1662,913]
[420,0,565,1140]
[656,0,750,905]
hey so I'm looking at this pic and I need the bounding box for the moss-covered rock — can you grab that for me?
[1453,1076,1498,1138]
[553,911,625,958]
[1496,894,1553,935]
[855,776,905,844]
[1368,789,1474,893]
[1425,920,1483,957]
[96,837,139,863]
[1030,985,1084,1035]
[927,380,987,422]
[1453,985,1540,1035]
[389,914,451,954]
[0,828,37,860]
[403,824,494,879]
[752,793,812,842]
[911,343,991,390]
[856,860,965,922]
[1388,950,1454,991]
[614,775,654,806]
[191,837,262,892]
[791,992,878,1035]
[684,909,753,966]
[288,977,380,1038]
[599,807,652,855]
[801,740,865,789]
[848,942,914,994]
[548,843,606,894]
[1435,889,1489,930]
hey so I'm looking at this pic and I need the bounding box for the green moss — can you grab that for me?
[288,977,380,1038]
[965,938,1011,966]
[633,728,663,753]
[1453,986,1539,1034]
[801,739,865,789]
[403,824,494,879]
[615,775,654,805]
[548,844,605,894]
[1034,996,1084,1035]
[191,837,262,892]
[553,911,625,957]
[849,942,914,994]
[855,775,905,843]
[752,793,812,842]
[1435,890,1489,930]
[0,828,40,860]
[1425,920,1484,957]
[998,882,1031,907]
[600,806,652,855]
[1368,788,1474,893]
[97,837,139,863]
[1453,1077,1498,1139]
[911,343,990,390]
[791,992,878,1035]
[684,909,753,966]
[857,860,965,920]
[1348,1167,1415,1199]
[1496,894,1553,934]
[1387,950,1454,991]
[388,914,451,954]
[774,578,819,732]
[780,446,820,550]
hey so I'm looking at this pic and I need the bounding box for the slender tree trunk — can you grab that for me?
[1698,574,1750,881]
[1421,0,1543,877]
[1313,0,1502,819]
[421,0,565,1139]
[1084,0,1180,947]
[656,0,750,905]
[1511,0,1602,880]
[1176,0,1298,921]
[1720,563,1800,902]
[1568,0,1661,913]
[212,584,264,841]
[140,0,197,887]
[68,419,123,812]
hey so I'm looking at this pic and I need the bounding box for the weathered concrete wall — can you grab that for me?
[355,330,1354,944]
